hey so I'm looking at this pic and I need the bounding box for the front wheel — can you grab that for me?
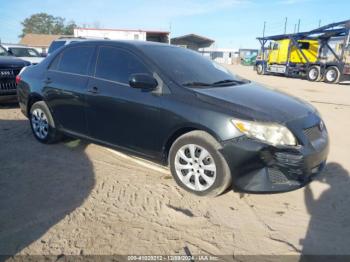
[169,131,231,197]
[256,63,265,75]
[30,101,62,144]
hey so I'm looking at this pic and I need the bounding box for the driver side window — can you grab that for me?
[95,46,150,84]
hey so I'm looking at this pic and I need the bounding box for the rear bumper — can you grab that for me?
[220,131,329,194]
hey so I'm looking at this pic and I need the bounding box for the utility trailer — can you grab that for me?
[255,20,350,84]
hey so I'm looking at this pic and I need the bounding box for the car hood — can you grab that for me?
[193,83,316,123]
[0,56,30,69]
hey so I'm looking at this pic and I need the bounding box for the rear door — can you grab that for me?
[85,45,162,158]
[44,44,95,135]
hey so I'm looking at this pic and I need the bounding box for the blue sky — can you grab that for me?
[0,0,349,49]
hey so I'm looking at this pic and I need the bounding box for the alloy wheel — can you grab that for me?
[174,144,217,191]
[31,108,49,139]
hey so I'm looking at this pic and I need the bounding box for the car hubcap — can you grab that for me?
[309,68,318,80]
[174,144,216,191]
[31,108,49,139]
[326,69,336,82]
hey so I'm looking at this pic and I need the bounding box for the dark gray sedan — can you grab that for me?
[16,40,329,196]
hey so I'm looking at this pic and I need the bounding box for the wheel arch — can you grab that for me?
[27,93,44,117]
[161,124,221,165]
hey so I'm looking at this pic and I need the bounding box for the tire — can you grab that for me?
[256,63,265,75]
[307,66,321,82]
[324,66,340,84]
[169,131,232,197]
[29,101,62,144]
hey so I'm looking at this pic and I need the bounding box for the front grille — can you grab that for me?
[0,80,16,90]
[303,125,323,141]
[0,68,21,95]
[0,80,17,94]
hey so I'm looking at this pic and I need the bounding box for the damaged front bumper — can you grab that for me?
[220,118,329,193]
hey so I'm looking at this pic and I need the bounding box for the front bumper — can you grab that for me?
[220,118,329,193]
[0,78,17,102]
[0,93,17,102]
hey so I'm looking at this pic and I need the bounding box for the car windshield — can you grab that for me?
[142,45,247,87]
[9,47,40,57]
[0,46,9,56]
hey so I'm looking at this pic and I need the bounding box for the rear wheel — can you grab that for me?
[256,63,265,75]
[325,66,340,84]
[169,131,231,197]
[307,66,321,82]
[30,101,62,144]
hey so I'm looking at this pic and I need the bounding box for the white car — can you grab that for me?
[2,44,44,65]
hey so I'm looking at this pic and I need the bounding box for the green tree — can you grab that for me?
[20,13,76,37]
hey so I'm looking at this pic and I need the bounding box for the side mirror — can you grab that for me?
[129,73,158,90]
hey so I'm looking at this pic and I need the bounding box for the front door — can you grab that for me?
[85,46,162,158]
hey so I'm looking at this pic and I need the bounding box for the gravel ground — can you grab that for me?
[0,65,349,259]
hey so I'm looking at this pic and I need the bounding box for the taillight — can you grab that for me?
[15,75,21,85]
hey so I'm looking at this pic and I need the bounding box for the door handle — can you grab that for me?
[88,86,99,94]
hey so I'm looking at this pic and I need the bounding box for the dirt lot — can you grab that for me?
[0,65,350,259]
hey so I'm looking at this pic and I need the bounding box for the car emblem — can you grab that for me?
[319,121,324,131]
[0,70,13,77]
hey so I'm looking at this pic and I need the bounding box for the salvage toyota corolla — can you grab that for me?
[17,40,329,196]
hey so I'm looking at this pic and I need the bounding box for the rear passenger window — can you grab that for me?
[95,47,149,84]
[58,46,94,75]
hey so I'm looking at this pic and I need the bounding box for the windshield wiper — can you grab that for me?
[211,79,246,86]
[183,79,248,88]
[182,81,212,87]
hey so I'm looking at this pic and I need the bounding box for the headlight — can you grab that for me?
[232,119,297,146]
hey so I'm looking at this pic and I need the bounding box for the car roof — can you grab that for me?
[54,37,106,42]
[55,38,88,42]
[67,39,173,50]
